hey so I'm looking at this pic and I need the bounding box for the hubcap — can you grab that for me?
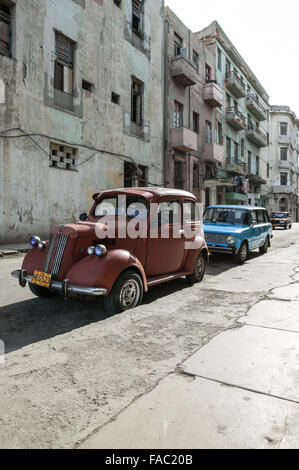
[240,245,247,261]
[119,279,140,310]
[195,256,205,280]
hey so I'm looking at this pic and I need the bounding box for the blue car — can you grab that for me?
[203,206,273,265]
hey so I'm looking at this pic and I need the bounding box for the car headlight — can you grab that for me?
[38,241,46,250]
[94,244,107,258]
[87,246,95,256]
[227,236,235,245]
[30,236,41,247]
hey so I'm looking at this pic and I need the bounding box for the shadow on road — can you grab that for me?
[0,251,263,354]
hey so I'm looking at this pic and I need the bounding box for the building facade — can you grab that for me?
[267,106,299,221]
[0,0,165,243]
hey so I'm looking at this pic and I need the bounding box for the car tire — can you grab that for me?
[29,283,56,298]
[104,270,144,316]
[233,242,248,265]
[259,237,269,255]
[186,252,207,285]
[289,224,292,230]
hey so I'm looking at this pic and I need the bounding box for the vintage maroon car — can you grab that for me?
[12,188,208,314]
[269,211,292,230]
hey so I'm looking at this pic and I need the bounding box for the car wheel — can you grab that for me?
[104,270,144,315]
[233,242,248,265]
[259,237,269,255]
[186,252,207,285]
[29,283,56,298]
[289,224,292,230]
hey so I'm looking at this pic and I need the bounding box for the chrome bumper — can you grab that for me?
[11,270,107,297]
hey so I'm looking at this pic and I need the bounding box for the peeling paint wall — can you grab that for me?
[0,0,165,242]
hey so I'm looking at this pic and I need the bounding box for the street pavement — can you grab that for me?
[0,226,299,449]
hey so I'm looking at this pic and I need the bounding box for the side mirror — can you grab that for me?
[79,213,88,221]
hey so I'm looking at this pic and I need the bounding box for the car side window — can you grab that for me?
[257,210,265,224]
[183,200,200,223]
[251,211,258,225]
[158,201,181,226]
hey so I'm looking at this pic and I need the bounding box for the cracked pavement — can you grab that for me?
[0,225,299,449]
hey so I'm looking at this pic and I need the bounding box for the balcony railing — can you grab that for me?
[225,71,247,99]
[226,156,247,175]
[226,107,246,130]
[246,123,267,148]
[203,129,224,163]
[204,129,223,145]
[246,94,267,121]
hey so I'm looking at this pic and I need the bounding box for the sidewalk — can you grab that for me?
[0,243,30,258]
[81,270,299,449]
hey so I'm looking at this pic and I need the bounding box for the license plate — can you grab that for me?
[32,271,52,289]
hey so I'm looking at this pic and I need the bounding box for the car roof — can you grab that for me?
[99,187,197,200]
[206,205,266,211]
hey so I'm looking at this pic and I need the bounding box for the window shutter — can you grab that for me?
[55,33,74,68]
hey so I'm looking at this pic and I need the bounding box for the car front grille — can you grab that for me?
[205,233,228,244]
[44,233,69,277]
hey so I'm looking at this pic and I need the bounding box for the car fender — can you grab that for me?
[64,249,148,295]
[22,246,47,274]
[183,236,208,273]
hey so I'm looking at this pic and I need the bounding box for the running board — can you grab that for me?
[147,272,189,287]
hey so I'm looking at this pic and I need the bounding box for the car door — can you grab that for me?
[146,199,185,277]
[249,210,262,249]
[257,210,268,246]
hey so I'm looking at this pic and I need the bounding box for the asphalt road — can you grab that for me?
[0,225,298,449]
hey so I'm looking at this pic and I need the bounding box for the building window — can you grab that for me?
[0,2,11,58]
[234,142,239,159]
[131,77,143,126]
[248,151,252,173]
[124,162,147,187]
[193,161,199,188]
[267,163,270,178]
[174,101,183,128]
[132,0,143,37]
[50,143,78,171]
[241,139,245,157]
[82,80,94,93]
[217,122,223,145]
[225,59,231,76]
[111,92,120,104]
[280,122,288,135]
[226,93,231,110]
[193,112,199,133]
[280,147,288,161]
[205,63,212,83]
[280,172,288,186]
[217,47,222,70]
[174,32,182,56]
[114,0,121,7]
[54,32,74,95]
[174,160,185,189]
[256,157,260,176]
[226,137,231,159]
[192,50,199,69]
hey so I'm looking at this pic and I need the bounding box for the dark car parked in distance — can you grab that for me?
[269,212,292,230]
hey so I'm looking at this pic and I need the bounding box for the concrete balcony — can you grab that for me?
[204,167,237,188]
[272,185,296,194]
[171,126,198,152]
[225,190,248,203]
[203,130,224,163]
[246,95,267,121]
[246,173,266,185]
[171,56,197,87]
[225,107,246,130]
[246,124,267,148]
[226,157,247,176]
[203,81,223,108]
[225,71,247,99]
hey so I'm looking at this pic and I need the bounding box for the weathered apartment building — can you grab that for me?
[164,10,271,209]
[267,105,299,221]
[0,0,165,242]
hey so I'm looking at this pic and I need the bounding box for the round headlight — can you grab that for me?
[227,236,235,245]
[94,244,107,258]
[87,246,95,256]
[30,236,41,247]
[38,241,46,249]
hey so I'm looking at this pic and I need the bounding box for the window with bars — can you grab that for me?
[131,77,143,126]
[174,101,183,128]
[54,32,75,95]
[0,2,11,58]
[50,143,78,171]
[132,0,143,37]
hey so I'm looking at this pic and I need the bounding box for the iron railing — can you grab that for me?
[247,122,267,140]
[226,107,246,125]
[247,94,267,114]
[205,129,223,145]
[225,71,246,92]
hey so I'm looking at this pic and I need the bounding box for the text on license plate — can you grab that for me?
[32,271,52,288]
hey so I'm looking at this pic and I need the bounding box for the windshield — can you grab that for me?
[94,196,149,220]
[271,213,288,219]
[204,208,250,226]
